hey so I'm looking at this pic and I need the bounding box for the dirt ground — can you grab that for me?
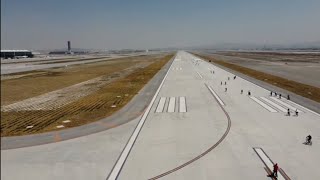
[1,54,174,136]
[193,52,320,103]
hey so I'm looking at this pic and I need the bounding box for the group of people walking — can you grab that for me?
[270,91,290,100]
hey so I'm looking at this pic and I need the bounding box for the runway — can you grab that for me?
[112,51,319,179]
[1,51,319,180]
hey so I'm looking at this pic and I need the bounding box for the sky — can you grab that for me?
[1,0,320,50]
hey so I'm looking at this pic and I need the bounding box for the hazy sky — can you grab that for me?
[1,0,320,50]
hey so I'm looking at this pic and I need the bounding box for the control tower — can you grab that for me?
[67,41,71,53]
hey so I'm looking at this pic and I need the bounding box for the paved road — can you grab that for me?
[113,51,320,179]
[2,51,320,180]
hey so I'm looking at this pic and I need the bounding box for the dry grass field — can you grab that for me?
[2,55,158,105]
[194,53,320,103]
[1,54,173,136]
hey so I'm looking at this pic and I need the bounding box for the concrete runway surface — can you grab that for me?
[1,51,319,180]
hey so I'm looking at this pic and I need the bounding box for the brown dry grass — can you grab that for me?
[1,55,160,105]
[35,57,110,65]
[193,53,320,103]
[1,54,173,136]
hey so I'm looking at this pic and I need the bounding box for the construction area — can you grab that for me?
[1,53,174,136]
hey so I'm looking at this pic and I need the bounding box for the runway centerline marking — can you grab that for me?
[107,56,175,180]
[250,96,277,112]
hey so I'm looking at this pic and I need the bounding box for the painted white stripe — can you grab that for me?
[193,52,319,115]
[168,97,176,113]
[206,84,225,106]
[254,148,285,180]
[196,72,203,79]
[107,56,174,180]
[250,96,277,112]
[179,97,187,113]
[270,97,302,112]
[283,99,320,116]
[261,97,287,113]
[155,97,166,113]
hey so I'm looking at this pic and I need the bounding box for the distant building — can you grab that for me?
[68,41,71,53]
[1,50,34,59]
[50,41,88,55]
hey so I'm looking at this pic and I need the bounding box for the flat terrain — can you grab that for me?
[115,52,320,180]
[1,52,319,180]
[1,54,173,136]
[1,53,147,75]
[193,52,320,105]
[213,51,320,88]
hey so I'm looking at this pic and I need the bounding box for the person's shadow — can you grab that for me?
[303,141,312,145]
[267,174,277,179]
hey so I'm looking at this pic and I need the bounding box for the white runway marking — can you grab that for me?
[250,97,277,113]
[253,148,285,180]
[205,84,225,106]
[63,120,71,123]
[270,97,302,112]
[56,125,64,128]
[260,97,287,113]
[196,72,203,79]
[179,97,187,113]
[26,125,33,129]
[155,97,166,113]
[168,97,176,113]
[107,56,174,180]
[283,99,319,116]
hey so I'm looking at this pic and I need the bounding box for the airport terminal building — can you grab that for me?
[1,50,34,59]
